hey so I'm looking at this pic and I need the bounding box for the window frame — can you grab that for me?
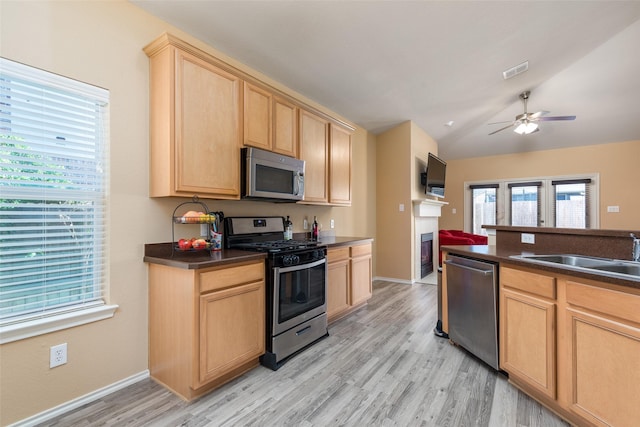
[0,57,117,344]
[551,178,592,228]
[469,183,499,236]
[507,181,543,227]
[464,174,599,234]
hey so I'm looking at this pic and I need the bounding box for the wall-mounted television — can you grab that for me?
[421,153,447,198]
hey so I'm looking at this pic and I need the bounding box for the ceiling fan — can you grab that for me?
[488,91,576,135]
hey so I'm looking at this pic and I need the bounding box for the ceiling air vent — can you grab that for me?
[502,61,529,80]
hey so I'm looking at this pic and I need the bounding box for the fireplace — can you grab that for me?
[421,232,434,278]
[413,199,445,283]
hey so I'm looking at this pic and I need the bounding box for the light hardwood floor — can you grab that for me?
[42,279,568,427]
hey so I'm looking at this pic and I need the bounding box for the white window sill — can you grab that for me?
[0,304,119,345]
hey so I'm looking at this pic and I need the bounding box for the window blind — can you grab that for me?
[551,179,591,228]
[469,183,499,189]
[0,58,109,324]
[509,183,541,226]
[507,181,542,188]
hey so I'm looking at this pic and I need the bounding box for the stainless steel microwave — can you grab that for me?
[241,147,305,202]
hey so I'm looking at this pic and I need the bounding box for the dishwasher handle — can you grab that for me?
[444,259,494,276]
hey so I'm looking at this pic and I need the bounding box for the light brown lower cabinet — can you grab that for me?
[500,264,640,427]
[148,259,265,400]
[500,266,557,399]
[327,247,350,321]
[350,243,373,306]
[327,242,372,323]
[563,280,640,427]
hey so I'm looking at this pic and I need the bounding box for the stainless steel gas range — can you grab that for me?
[224,216,328,370]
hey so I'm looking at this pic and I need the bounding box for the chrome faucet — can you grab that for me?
[632,233,640,262]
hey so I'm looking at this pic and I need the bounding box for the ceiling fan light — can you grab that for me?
[514,121,538,135]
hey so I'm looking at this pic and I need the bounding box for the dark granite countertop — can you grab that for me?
[318,236,374,248]
[144,236,373,270]
[144,243,267,270]
[441,244,640,290]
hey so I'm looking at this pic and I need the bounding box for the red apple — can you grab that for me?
[178,238,192,250]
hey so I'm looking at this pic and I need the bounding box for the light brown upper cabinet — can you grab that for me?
[329,124,352,206]
[144,35,242,199]
[272,96,298,157]
[244,85,298,158]
[243,82,272,151]
[145,33,353,202]
[299,109,329,204]
[299,110,354,205]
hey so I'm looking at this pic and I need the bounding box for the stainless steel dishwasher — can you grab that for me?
[444,254,499,370]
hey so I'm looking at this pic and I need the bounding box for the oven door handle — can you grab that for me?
[296,325,311,336]
[273,257,326,274]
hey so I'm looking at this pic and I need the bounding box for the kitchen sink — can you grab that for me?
[510,254,640,281]
[516,254,612,268]
[590,263,640,276]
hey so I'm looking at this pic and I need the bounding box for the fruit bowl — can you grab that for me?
[175,238,211,251]
[174,212,215,224]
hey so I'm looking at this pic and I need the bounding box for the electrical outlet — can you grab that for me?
[521,233,535,244]
[330,219,335,229]
[303,218,308,230]
[607,205,620,213]
[50,343,67,368]
[399,204,405,212]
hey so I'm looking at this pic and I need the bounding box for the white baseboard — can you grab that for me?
[9,370,150,427]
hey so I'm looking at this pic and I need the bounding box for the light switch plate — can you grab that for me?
[521,233,535,244]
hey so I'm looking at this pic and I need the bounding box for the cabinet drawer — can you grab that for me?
[327,247,350,263]
[501,266,556,299]
[350,243,371,258]
[566,280,640,325]
[200,261,264,293]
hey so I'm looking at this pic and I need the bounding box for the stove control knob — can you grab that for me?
[283,255,300,266]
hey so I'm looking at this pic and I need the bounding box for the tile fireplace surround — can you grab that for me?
[413,199,447,283]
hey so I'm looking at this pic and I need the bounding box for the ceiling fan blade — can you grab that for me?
[488,123,514,135]
[530,110,550,119]
[536,115,576,122]
[487,120,514,125]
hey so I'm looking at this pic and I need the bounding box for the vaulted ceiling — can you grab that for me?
[131,1,640,160]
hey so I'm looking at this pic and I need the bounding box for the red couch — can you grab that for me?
[438,229,488,265]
